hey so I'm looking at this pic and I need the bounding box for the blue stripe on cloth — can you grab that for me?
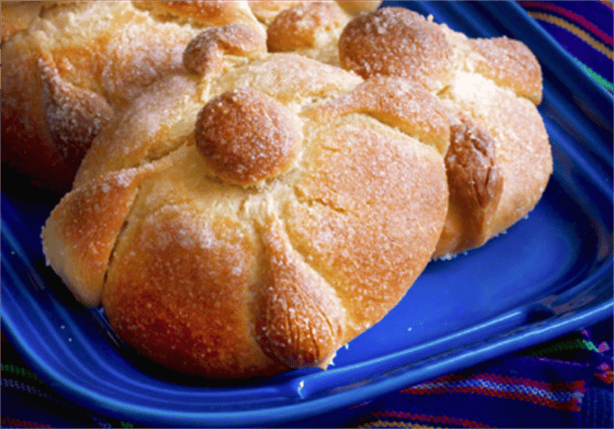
[581,387,614,429]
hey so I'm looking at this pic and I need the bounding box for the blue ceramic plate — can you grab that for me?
[2,2,612,427]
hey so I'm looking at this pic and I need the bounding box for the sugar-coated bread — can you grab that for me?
[1,1,380,194]
[249,1,379,25]
[266,1,380,66]
[1,1,251,193]
[338,7,552,256]
[266,2,355,66]
[1,1,41,42]
[43,34,449,378]
[26,2,553,380]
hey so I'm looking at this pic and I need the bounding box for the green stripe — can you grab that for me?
[527,337,614,359]
[1,363,44,384]
[578,60,614,92]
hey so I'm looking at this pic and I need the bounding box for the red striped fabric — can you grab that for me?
[0,417,52,428]
[370,411,494,428]
[402,372,587,412]
[518,0,613,45]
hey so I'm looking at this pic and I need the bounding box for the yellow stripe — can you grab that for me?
[528,11,614,60]
[358,420,444,429]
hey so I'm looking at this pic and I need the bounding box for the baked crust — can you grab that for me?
[249,1,306,24]
[250,1,379,25]
[43,48,448,378]
[2,1,378,194]
[2,2,201,193]
[467,37,543,105]
[132,1,265,34]
[438,72,551,256]
[338,7,552,256]
[267,2,347,53]
[1,32,115,192]
[195,87,302,185]
[103,203,283,378]
[306,76,450,155]
[339,7,455,92]
[1,1,42,42]
[41,164,163,306]
[436,113,503,255]
[183,23,266,76]
[266,1,380,66]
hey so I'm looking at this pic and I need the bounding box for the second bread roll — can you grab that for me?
[337,7,553,257]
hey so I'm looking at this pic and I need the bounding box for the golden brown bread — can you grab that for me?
[40,165,160,307]
[1,1,237,193]
[266,2,350,66]
[265,1,380,66]
[1,1,42,42]
[194,87,303,185]
[337,7,552,256]
[1,1,380,194]
[340,7,455,92]
[29,2,551,379]
[249,1,379,25]
[42,35,449,378]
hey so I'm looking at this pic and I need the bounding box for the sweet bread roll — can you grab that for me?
[43,30,449,377]
[2,1,379,194]
[338,7,552,257]
[1,1,261,193]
